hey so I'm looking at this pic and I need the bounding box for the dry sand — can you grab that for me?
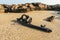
[0,11,60,40]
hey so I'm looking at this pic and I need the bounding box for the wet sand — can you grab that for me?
[0,11,60,40]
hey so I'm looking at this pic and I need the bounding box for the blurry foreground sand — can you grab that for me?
[0,11,60,40]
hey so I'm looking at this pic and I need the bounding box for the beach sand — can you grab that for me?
[0,11,60,40]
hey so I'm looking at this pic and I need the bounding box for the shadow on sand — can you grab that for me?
[11,20,52,33]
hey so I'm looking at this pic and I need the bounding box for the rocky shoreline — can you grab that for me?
[0,2,60,13]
